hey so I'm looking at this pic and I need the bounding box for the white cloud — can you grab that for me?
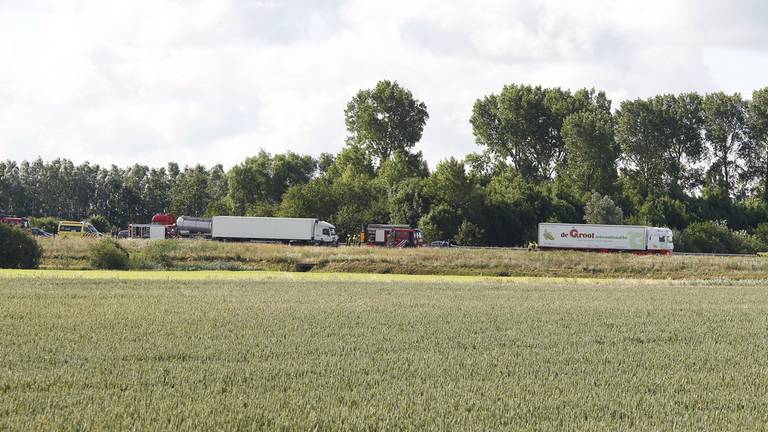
[0,0,766,169]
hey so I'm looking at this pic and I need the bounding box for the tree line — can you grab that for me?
[3,80,768,251]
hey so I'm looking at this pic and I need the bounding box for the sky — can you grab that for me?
[1,0,768,169]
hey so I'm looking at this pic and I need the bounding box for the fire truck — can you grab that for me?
[0,214,30,229]
[362,224,423,247]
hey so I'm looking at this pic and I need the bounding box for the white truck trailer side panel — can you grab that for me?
[212,216,317,241]
[538,223,648,251]
[130,224,165,240]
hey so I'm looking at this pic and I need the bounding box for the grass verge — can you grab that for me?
[36,237,768,279]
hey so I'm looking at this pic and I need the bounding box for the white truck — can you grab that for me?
[211,216,339,245]
[537,223,673,254]
[129,223,166,240]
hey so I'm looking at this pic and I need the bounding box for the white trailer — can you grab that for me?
[537,223,673,254]
[130,224,166,240]
[211,216,339,245]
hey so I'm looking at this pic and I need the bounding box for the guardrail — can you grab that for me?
[448,246,760,257]
[673,252,758,257]
[343,244,762,257]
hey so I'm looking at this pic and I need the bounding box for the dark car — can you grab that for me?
[30,228,53,237]
[117,229,130,239]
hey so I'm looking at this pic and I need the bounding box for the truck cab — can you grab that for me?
[646,227,674,254]
[315,221,338,245]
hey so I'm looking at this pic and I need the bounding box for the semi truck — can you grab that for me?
[537,223,674,254]
[211,216,338,245]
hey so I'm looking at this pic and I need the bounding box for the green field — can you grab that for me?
[2,271,768,429]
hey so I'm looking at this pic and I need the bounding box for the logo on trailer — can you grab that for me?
[566,228,595,239]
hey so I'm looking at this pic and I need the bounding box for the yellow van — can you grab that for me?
[57,221,103,238]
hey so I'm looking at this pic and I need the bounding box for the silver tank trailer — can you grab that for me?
[176,216,212,235]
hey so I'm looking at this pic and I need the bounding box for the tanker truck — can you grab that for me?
[537,223,673,255]
[211,216,338,245]
[176,216,212,238]
[149,213,212,238]
[147,214,338,245]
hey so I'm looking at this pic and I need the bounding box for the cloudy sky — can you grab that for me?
[1,0,767,169]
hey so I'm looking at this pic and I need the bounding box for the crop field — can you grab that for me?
[2,271,768,430]
[37,237,768,279]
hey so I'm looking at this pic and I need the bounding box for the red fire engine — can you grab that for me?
[0,214,30,229]
[362,224,423,247]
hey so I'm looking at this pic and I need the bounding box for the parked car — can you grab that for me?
[30,228,53,237]
[430,240,454,248]
[117,229,129,239]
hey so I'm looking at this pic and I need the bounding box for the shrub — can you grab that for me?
[87,215,111,234]
[143,240,179,269]
[454,220,486,246]
[88,239,129,270]
[0,224,43,269]
[584,192,623,225]
[638,196,689,230]
[677,222,736,253]
[754,222,768,245]
[677,221,767,254]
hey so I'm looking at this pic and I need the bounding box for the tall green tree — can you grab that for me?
[268,153,317,199]
[388,177,429,227]
[703,92,747,198]
[144,168,171,216]
[616,99,667,199]
[228,151,316,215]
[482,169,576,245]
[742,87,768,203]
[662,93,705,196]
[562,110,618,196]
[93,165,127,226]
[377,150,429,188]
[344,80,429,163]
[420,158,484,242]
[0,161,22,215]
[122,164,149,223]
[616,94,704,201]
[72,162,98,218]
[170,165,211,217]
[471,85,582,181]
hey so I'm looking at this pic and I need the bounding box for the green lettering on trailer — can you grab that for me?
[628,231,644,248]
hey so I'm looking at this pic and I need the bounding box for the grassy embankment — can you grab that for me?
[2,273,767,429]
[37,237,768,279]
